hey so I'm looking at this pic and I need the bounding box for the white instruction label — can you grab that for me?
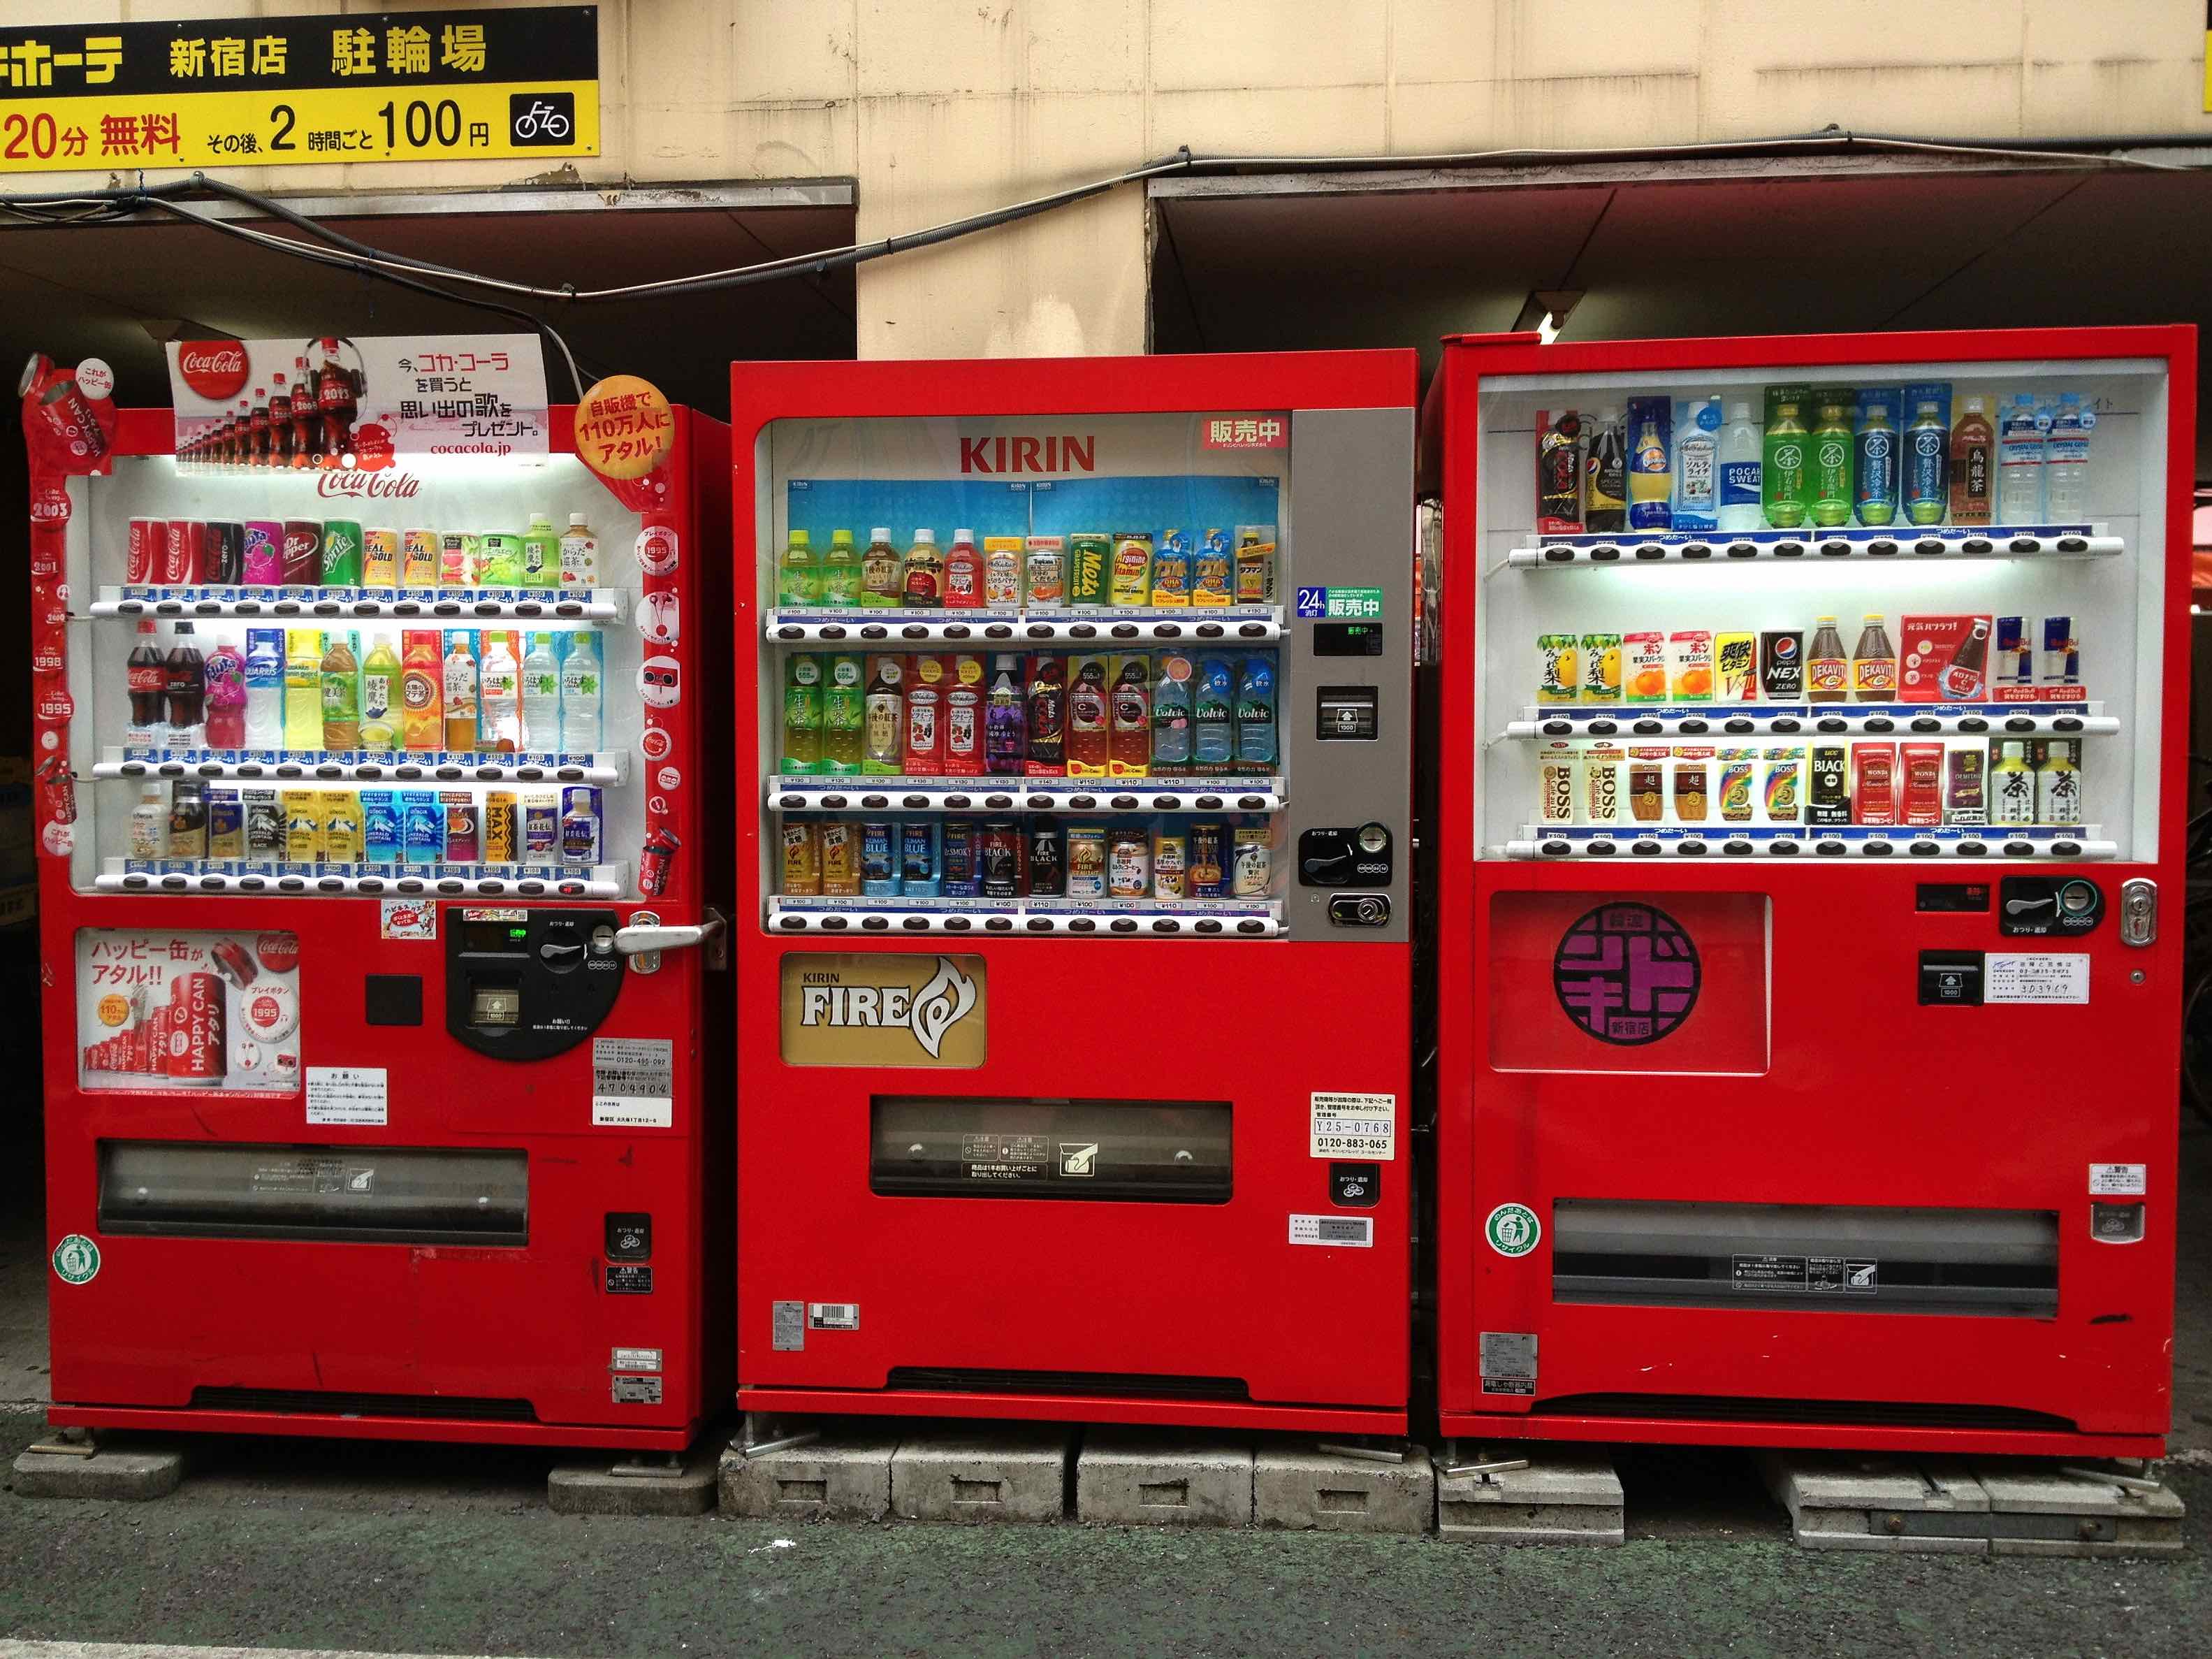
[306,1066,388,1126]
[1985,953,2089,1004]
[1310,1092,1397,1159]
[592,1095,674,1129]
[2089,1163,2147,1196]
[1288,1213,1374,1248]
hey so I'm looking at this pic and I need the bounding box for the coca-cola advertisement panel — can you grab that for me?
[75,927,300,1092]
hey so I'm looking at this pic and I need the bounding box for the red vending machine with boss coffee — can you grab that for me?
[1424,324,2193,1456]
[732,352,1418,1431]
[23,340,732,1448]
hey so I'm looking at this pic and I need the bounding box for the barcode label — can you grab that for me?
[808,1303,859,1331]
[593,1037,674,1100]
[1288,1213,1374,1248]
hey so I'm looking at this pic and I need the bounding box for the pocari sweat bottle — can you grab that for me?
[1717,402,1762,533]
[1995,393,2047,524]
[2044,392,2094,521]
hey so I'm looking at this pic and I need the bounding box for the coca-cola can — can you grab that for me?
[36,753,74,826]
[638,828,679,899]
[19,354,108,464]
[161,519,191,584]
[205,520,245,585]
[184,520,208,584]
[140,998,167,1075]
[167,971,226,1080]
[126,517,161,584]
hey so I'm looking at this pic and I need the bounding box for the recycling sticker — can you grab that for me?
[51,1233,100,1285]
[1485,1203,1541,1259]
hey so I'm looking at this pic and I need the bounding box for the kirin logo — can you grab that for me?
[959,435,1095,475]
[799,956,977,1058]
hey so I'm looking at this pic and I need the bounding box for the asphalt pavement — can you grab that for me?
[0,1118,2205,1658]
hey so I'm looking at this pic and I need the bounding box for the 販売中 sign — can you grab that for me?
[0,8,597,173]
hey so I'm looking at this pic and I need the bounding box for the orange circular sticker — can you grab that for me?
[574,375,674,481]
[95,993,129,1027]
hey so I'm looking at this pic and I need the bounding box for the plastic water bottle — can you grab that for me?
[2044,392,2094,522]
[1996,393,2046,524]
[521,632,562,752]
[1717,402,1762,533]
[560,630,603,753]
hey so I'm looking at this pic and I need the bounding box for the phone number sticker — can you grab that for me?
[1310,1091,1395,1160]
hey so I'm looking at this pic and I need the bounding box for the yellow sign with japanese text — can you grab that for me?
[576,375,676,481]
[0,8,597,172]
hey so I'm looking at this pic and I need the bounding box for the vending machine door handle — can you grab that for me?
[615,907,727,967]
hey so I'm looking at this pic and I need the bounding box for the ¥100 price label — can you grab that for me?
[1310,1091,1397,1161]
[0,9,598,174]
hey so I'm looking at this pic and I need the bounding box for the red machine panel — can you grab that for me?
[732,352,1418,1432]
[1425,326,2193,1458]
[26,379,731,1448]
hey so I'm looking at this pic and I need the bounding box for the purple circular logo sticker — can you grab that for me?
[1552,901,1700,1045]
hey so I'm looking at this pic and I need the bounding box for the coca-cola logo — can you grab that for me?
[29,484,71,525]
[316,468,419,498]
[177,341,250,401]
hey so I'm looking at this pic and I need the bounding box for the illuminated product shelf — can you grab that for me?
[764,604,1283,646]
[94,747,627,785]
[767,896,1283,936]
[97,858,627,898]
[89,586,625,622]
[1505,702,2113,741]
[767,774,1285,814]
[1506,827,2111,860]
[1504,526,2120,569]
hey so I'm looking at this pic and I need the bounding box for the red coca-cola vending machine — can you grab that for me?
[731,352,1418,1431]
[22,341,731,1448]
[1424,325,2193,1456]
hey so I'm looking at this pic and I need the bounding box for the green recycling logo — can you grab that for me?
[51,1233,101,1285]
[1485,1203,1541,1259]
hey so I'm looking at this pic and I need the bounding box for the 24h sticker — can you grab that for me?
[51,1233,100,1284]
[1485,1203,1541,1259]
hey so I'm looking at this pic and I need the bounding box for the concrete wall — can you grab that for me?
[23,1,2212,356]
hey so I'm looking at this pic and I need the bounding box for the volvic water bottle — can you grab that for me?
[2044,393,2095,521]
[1995,393,2046,524]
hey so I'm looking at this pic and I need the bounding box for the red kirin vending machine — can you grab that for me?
[1425,325,2193,1457]
[24,342,730,1448]
[732,352,1418,1432]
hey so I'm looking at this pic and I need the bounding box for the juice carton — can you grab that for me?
[1666,630,1714,701]
[1622,631,1668,703]
[1580,632,1622,703]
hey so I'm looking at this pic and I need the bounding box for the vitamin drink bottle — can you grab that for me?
[1903,400,1949,525]
[283,629,324,750]
[1064,656,1110,774]
[1805,616,1848,704]
[163,622,206,746]
[984,655,1026,774]
[1192,656,1235,769]
[1853,403,1898,526]
[520,632,560,751]
[1850,614,1896,702]
[1808,401,1852,528]
[520,511,560,589]
[943,529,983,609]
[1936,618,1991,700]
[400,630,442,751]
[783,653,824,774]
[359,635,402,750]
[1762,402,1810,528]
[2044,392,2094,521]
[479,630,522,753]
[1582,409,1627,533]
[319,631,361,750]
[859,528,901,607]
[863,655,905,774]
[1235,653,1277,768]
[901,528,944,607]
[243,628,285,748]
[203,641,247,749]
[1996,394,2046,523]
[442,633,479,751]
[126,618,166,743]
[1949,396,1993,526]
[819,528,859,607]
[559,630,603,753]
[1151,654,1193,771]
[821,653,866,774]
[1109,655,1151,775]
[777,528,819,607]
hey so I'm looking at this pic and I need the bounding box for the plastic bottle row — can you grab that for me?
[123,512,602,590]
[775,526,1279,611]
[779,649,1279,779]
[124,622,604,758]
